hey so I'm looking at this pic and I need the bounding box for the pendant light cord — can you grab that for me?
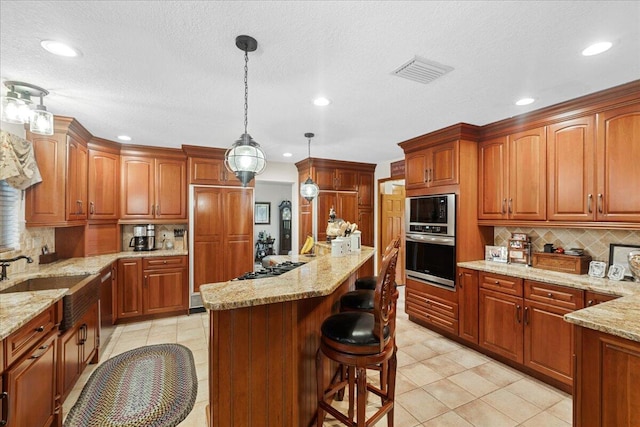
[308,137,313,176]
[244,49,249,135]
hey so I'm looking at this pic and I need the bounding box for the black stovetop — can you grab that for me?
[234,261,306,280]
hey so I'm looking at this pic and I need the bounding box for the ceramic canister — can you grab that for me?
[350,231,362,252]
[331,238,346,257]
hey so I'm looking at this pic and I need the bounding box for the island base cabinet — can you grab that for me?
[4,330,57,427]
[574,327,640,427]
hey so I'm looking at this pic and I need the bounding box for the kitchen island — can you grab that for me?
[200,247,374,427]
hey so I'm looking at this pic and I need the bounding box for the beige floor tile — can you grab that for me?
[422,378,476,409]
[152,316,178,326]
[519,410,570,427]
[195,362,208,381]
[504,378,566,409]
[447,370,500,398]
[547,397,573,424]
[421,410,474,427]
[395,371,421,395]
[396,388,449,423]
[179,400,208,427]
[471,361,523,387]
[399,362,443,387]
[396,349,419,367]
[421,353,467,377]
[191,348,208,365]
[181,337,208,352]
[446,347,489,369]
[178,327,206,342]
[455,399,518,427]
[400,342,440,361]
[480,388,542,423]
[388,402,421,427]
[195,378,209,403]
[422,337,463,354]
[121,320,153,332]
[146,331,178,345]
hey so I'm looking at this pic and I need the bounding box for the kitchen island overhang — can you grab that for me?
[200,247,375,426]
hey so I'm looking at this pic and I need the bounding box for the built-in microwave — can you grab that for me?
[405,193,455,236]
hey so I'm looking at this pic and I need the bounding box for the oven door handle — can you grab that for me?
[406,234,455,246]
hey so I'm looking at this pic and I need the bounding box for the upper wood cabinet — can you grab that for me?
[25,116,92,227]
[183,145,249,187]
[405,140,458,190]
[88,138,120,220]
[357,172,374,207]
[120,147,187,220]
[596,103,640,222]
[315,165,358,191]
[478,137,509,219]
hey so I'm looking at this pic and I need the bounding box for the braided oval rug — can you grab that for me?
[64,344,197,427]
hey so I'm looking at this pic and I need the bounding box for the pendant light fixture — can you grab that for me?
[224,35,266,187]
[300,132,319,202]
[1,81,53,135]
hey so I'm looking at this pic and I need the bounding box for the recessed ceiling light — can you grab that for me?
[282,152,293,157]
[515,97,535,106]
[313,97,331,106]
[40,40,81,57]
[117,135,132,141]
[582,41,613,56]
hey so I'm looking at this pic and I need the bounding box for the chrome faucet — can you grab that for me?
[0,255,34,281]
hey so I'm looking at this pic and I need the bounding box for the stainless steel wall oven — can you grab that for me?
[405,194,456,289]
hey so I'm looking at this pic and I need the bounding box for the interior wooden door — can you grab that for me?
[380,186,405,285]
[223,188,254,280]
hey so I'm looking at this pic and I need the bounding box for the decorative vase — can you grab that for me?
[628,250,640,282]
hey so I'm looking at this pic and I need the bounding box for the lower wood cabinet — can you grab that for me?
[406,278,459,335]
[457,268,479,344]
[479,287,524,362]
[58,301,99,402]
[116,255,188,322]
[574,327,640,427]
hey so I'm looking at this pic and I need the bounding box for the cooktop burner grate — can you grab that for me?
[234,261,306,280]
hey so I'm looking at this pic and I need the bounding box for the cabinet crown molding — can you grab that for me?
[294,157,376,173]
[398,123,480,153]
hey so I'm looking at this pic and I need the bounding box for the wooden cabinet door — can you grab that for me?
[315,166,337,190]
[508,127,547,220]
[88,148,119,219]
[189,157,237,185]
[58,326,81,401]
[429,141,458,187]
[458,268,479,344]
[223,188,254,280]
[193,187,224,293]
[121,156,155,219]
[337,192,358,224]
[479,288,523,363]
[25,133,66,225]
[66,136,88,221]
[524,300,574,386]
[358,207,374,247]
[335,169,358,191]
[81,303,99,366]
[317,192,336,243]
[143,268,187,314]
[357,172,374,206]
[596,104,640,222]
[116,258,143,318]
[6,331,57,427]
[478,137,508,219]
[155,158,187,219]
[547,117,596,221]
[405,151,428,190]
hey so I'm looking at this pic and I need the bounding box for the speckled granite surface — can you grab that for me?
[458,260,640,342]
[0,249,188,340]
[200,247,375,311]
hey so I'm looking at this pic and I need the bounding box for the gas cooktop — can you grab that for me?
[234,261,306,280]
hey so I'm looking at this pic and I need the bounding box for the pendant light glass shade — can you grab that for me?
[225,35,266,187]
[300,133,319,202]
[31,106,54,135]
[1,81,53,134]
[1,88,27,124]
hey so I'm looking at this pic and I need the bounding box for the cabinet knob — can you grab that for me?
[547,292,553,298]
[163,260,167,264]
[587,299,595,306]
[495,280,499,285]
[35,325,45,332]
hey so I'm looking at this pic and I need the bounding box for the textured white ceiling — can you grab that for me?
[1,1,639,165]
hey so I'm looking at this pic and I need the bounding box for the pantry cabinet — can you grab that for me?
[405,140,458,190]
[116,256,188,322]
[58,302,99,402]
[25,116,92,227]
[120,147,187,221]
[317,191,358,243]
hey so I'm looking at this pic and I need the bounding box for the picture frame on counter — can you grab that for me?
[254,202,271,225]
[607,263,626,281]
[511,233,528,241]
[485,245,508,263]
[609,243,640,280]
[588,261,607,278]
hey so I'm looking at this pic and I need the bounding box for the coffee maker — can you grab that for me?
[129,224,156,251]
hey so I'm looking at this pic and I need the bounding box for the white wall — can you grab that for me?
[254,181,293,255]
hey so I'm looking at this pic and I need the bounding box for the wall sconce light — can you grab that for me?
[1,81,54,135]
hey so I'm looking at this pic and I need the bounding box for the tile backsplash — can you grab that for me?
[1,226,55,276]
[494,227,640,263]
[121,224,187,251]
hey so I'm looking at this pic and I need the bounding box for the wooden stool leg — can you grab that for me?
[356,367,367,427]
[336,365,346,401]
[386,351,398,427]
[316,349,325,427]
[348,366,355,421]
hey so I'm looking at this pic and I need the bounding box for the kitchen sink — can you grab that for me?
[1,274,100,330]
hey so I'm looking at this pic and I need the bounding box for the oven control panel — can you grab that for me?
[408,224,450,235]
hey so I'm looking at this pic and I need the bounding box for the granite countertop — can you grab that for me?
[200,247,375,311]
[458,260,640,342]
[0,249,188,340]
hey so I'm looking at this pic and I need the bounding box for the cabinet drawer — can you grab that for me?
[143,256,187,270]
[5,302,59,367]
[406,289,458,319]
[480,272,523,296]
[525,280,584,310]
[406,294,459,335]
[585,291,619,307]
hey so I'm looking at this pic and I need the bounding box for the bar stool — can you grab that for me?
[316,247,399,427]
[353,237,401,291]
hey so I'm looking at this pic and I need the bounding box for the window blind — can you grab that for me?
[0,180,20,250]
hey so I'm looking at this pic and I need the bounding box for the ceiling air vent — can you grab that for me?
[391,56,453,84]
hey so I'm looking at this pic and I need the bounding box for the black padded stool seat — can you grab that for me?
[321,312,390,352]
[354,276,377,290]
[339,290,375,312]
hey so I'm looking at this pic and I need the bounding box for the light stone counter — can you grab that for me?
[458,260,640,342]
[0,249,188,339]
[200,247,375,311]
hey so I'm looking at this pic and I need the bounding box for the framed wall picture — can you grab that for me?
[254,202,271,225]
[609,243,640,280]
